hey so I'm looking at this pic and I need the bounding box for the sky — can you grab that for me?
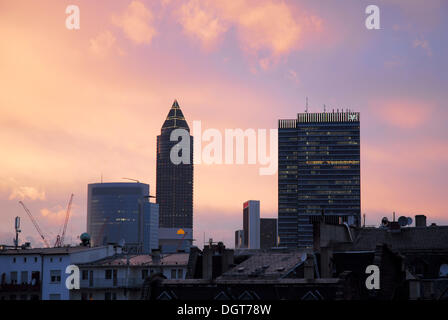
[0,0,447,248]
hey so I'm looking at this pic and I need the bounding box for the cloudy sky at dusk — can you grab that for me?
[1,0,447,248]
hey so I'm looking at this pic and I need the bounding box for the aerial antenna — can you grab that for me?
[122,177,140,183]
[305,97,309,113]
[323,104,326,113]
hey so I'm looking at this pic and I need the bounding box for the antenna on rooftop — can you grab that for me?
[323,104,326,113]
[305,97,309,113]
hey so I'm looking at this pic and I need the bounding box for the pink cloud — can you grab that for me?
[179,0,228,50]
[413,38,432,57]
[177,0,323,69]
[112,1,157,45]
[372,99,434,129]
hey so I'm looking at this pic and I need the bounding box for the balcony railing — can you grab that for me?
[80,278,144,289]
[0,283,41,292]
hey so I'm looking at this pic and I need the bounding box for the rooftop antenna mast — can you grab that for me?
[324,104,326,113]
[305,97,309,113]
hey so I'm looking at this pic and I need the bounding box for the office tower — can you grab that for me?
[235,230,244,249]
[87,182,159,253]
[260,218,277,249]
[156,100,193,252]
[278,111,361,248]
[243,200,260,249]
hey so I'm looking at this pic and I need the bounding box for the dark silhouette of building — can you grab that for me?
[278,111,361,248]
[156,100,193,230]
[260,218,277,249]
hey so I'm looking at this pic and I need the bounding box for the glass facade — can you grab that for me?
[278,112,361,248]
[156,100,193,229]
[87,182,157,253]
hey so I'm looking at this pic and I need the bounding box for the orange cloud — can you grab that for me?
[89,30,121,57]
[9,186,46,201]
[112,1,157,45]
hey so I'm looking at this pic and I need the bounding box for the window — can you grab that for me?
[50,270,61,283]
[50,258,53,263]
[21,271,28,284]
[34,257,38,263]
[105,269,112,280]
[171,269,177,279]
[142,269,149,279]
[177,269,183,279]
[12,257,16,263]
[10,272,18,284]
[24,257,27,263]
[82,270,89,280]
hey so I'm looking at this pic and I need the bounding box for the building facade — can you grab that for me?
[243,201,260,249]
[0,245,120,300]
[87,182,158,253]
[260,218,277,249]
[234,230,244,249]
[156,100,193,251]
[73,253,189,300]
[278,111,361,248]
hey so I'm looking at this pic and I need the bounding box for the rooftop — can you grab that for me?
[349,226,448,252]
[78,253,190,267]
[219,251,307,280]
[161,99,190,132]
[0,245,94,255]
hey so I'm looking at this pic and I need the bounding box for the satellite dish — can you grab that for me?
[407,217,413,226]
[398,216,408,227]
[381,217,389,227]
[440,264,448,277]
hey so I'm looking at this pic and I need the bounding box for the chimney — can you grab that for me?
[304,254,315,279]
[202,244,213,280]
[415,215,427,227]
[151,249,161,265]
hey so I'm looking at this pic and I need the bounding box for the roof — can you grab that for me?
[219,252,307,280]
[349,226,448,252]
[79,253,189,267]
[161,100,190,132]
[0,246,93,255]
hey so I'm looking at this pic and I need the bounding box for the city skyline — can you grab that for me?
[1,0,448,248]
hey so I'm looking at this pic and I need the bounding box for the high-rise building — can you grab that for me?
[87,182,159,253]
[156,100,193,252]
[260,218,277,249]
[234,230,244,249]
[278,111,361,248]
[243,200,260,249]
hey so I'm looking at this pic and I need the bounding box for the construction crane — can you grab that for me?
[54,194,74,247]
[18,201,50,248]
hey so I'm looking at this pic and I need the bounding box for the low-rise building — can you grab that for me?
[0,245,120,300]
[72,252,189,300]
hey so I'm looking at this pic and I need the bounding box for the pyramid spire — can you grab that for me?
[161,99,190,132]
